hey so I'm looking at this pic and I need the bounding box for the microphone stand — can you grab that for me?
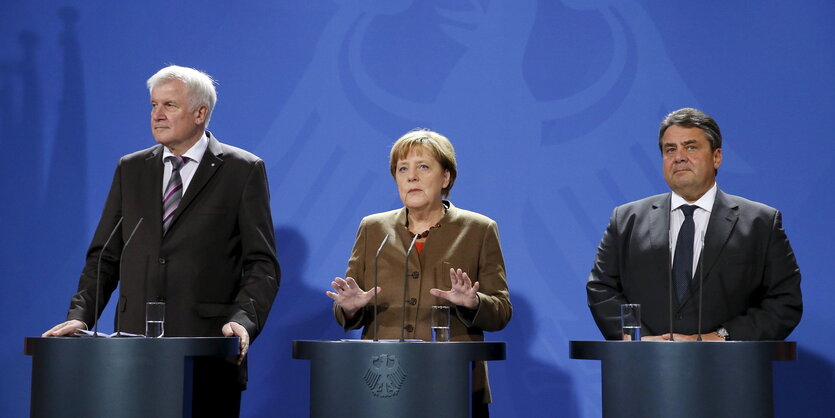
[696,230,706,341]
[400,234,419,342]
[373,234,389,341]
[668,243,674,341]
[115,218,143,337]
[94,217,123,337]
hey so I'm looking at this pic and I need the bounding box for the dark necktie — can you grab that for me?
[673,205,697,302]
[162,156,187,235]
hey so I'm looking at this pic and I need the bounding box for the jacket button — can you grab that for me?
[404,324,414,332]
[411,271,420,279]
[158,258,166,264]
[409,298,417,305]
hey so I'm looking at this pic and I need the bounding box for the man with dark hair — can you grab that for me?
[43,65,280,416]
[587,107,802,341]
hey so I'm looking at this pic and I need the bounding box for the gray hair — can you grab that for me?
[147,65,217,126]
[658,108,722,151]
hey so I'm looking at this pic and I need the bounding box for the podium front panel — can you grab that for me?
[25,337,238,418]
[569,340,797,418]
[293,340,505,418]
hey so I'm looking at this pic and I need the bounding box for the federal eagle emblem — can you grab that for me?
[363,354,407,398]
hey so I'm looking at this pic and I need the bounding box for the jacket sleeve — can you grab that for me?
[586,207,634,340]
[228,159,280,343]
[458,220,512,332]
[722,210,802,340]
[67,162,125,328]
[333,218,369,330]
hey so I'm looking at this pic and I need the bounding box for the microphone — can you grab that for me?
[696,229,706,341]
[373,234,390,342]
[667,242,675,341]
[400,234,419,342]
[115,218,143,336]
[94,217,124,337]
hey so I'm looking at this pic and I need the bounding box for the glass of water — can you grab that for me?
[620,304,641,341]
[431,305,450,342]
[145,301,165,338]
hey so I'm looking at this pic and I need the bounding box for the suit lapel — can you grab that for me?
[699,188,739,283]
[648,194,684,310]
[648,193,671,254]
[145,146,165,236]
[680,188,738,307]
[165,133,224,234]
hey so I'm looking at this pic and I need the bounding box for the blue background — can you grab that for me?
[2,1,833,416]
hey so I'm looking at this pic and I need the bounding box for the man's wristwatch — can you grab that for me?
[716,327,730,341]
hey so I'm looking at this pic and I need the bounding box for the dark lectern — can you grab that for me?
[570,341,796,418]
[293,340,505,418]
[24,337,238,418]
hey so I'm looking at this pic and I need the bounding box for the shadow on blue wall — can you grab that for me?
[498,294,579,416]
[245,225,343,416]
[0,29,44,267]
[1,8,88,413]
[42,7,87,251]
[0,27,45,416]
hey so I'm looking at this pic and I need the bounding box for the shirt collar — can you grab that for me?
[162,132,208,164]
[671,183,717,213]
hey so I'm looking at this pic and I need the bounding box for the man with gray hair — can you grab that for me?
[43,65,280,416]
[586,107,802,342]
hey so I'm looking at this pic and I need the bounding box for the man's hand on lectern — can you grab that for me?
[222,322,250,365]
[42,319,87,337]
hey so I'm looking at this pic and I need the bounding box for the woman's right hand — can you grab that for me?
[326,277,380,319]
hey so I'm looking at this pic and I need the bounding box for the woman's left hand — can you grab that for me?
[430,268,480,310]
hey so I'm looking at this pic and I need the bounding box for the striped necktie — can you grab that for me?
[162,156,187,235]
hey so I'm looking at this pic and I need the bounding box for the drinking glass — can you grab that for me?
[431,306,450,342]
[145,301,165,338]
[621,304,641,341]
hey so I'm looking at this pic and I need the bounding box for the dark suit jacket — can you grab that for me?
[587,188,802,341]
[333,202,512,403]
[67,132,280,348]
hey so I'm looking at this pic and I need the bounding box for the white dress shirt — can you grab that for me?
[161,133,208,196]
[669,183,717,278]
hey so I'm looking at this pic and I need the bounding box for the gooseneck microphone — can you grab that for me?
[94,217,124,337]
[668,242,674,341]
[696,230,706,341]
[373,234,390,342]
[400,234,419,342]
[115,218,143,336]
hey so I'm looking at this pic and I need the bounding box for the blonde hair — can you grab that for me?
[389,128,457,197]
